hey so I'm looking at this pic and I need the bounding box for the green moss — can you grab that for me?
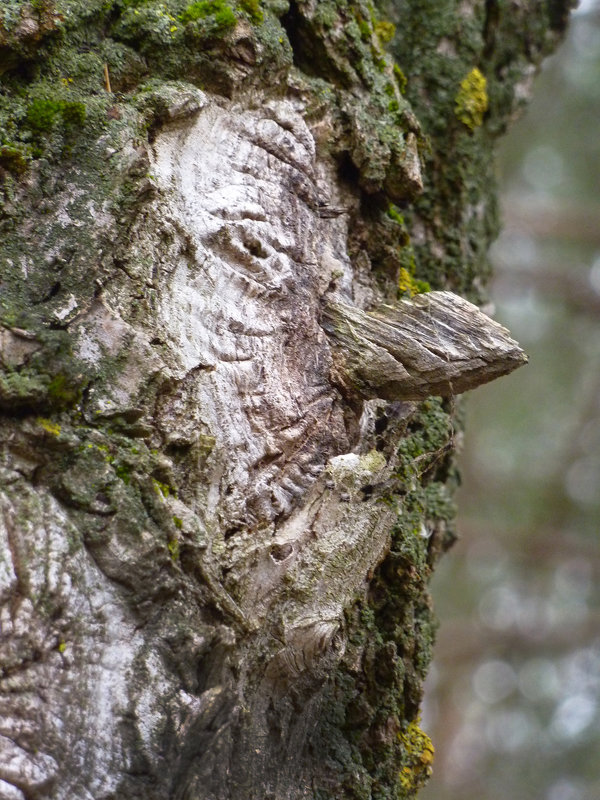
[1,89,93,164]
[397,266,430,297]
[356,17,371,41]
[60,100,87,127]
[180,0,236,29]
[0,144,29,174]
[238,0,263,23]
[25,98,62,132]
[117,0,155,8]
[371,47,386,72]
[386,203,404,226]
[47,374,82,407]
[454,66,488,131]
[25,98,87,133]
[393,63,407,94]
[413,278,431,294]
[153,477,175,498]
[114,463,132,484]
[172,515,183,528]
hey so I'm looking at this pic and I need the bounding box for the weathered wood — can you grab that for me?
[323,292,527,401]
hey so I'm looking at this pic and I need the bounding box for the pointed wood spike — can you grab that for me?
[322,291,528,401]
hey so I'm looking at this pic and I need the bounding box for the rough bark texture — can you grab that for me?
[0,2,570,799]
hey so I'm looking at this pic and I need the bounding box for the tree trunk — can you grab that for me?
[0,2,571,799]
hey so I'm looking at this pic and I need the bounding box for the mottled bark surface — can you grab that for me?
[0,1,570,799]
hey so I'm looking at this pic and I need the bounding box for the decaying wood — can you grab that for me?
[323,292,528,401]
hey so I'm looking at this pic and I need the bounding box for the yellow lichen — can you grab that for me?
[398,267,430,298]
[454,67,488,130]
[167,538,180,561]
[397,719,435,793]
[37,417,61,436]
[398,267,416,296]
[359,449,387,473]
[153,478,172,498]
[375,20,395,44]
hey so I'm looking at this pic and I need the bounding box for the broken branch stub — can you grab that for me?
[322,291,528,401]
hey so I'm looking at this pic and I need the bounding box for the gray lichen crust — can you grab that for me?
[0,1,570,799]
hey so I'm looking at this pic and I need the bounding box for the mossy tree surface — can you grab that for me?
[0,2,571,799]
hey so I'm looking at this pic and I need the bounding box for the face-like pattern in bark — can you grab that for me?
[149,99,352,534]
[0,96,401,799]
[0,68,531,798]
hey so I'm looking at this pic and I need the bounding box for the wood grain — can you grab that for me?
[323,291,528,401]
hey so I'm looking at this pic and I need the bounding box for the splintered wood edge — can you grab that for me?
[322,291,528,401]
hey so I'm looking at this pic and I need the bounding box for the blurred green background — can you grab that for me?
[421,3,600,800]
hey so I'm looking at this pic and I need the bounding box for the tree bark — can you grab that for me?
[0,1,571,799]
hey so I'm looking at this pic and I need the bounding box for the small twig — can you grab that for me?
[103,63,112,93]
